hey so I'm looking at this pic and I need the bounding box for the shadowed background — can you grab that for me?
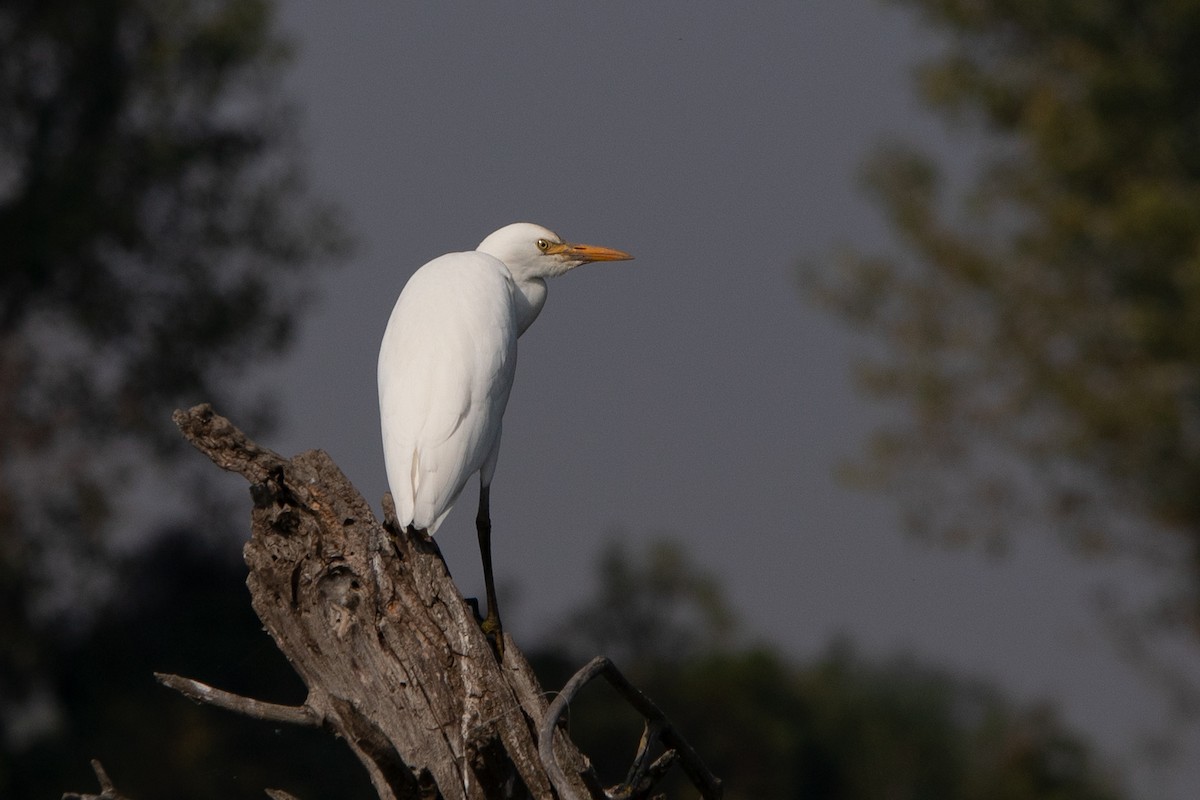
[255,2,1197,797]
[3,2,1198,798]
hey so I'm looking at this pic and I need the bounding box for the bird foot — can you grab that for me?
[464,598,504,659]
[481,615,505,660]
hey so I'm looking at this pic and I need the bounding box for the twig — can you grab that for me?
[264,790,302,800]
[538,656,722,800]
[62,759,133,800]
[623,750,677,800]
[155,672,321,727]
[610,722,679,800]
[172,403,287,483]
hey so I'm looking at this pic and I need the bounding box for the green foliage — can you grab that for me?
[809,3,1200,576]
[0,0,346,761]
[532,537,1124,800]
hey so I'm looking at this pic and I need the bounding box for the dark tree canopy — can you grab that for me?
[532,537,1125,800]
[9,530,1126,800]
[811,1,1200,623]
[0,0,346,752]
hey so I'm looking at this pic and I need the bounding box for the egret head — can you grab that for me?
[476,222,633,281]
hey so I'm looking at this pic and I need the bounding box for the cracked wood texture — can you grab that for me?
[173,404,602,800]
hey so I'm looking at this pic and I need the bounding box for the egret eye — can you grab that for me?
[536,238,551,252]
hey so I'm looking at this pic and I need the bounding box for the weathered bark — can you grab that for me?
[170,403,602,800]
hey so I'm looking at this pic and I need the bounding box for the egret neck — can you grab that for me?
[510,277,547,336]
[475,224,632,337]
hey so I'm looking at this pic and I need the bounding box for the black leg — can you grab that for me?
[475,484,503,656]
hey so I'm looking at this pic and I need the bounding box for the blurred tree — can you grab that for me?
[552,536,736,671]
[6,531,372,800]
[0,0,346,763]
[21,528,1125,799]
[809,4,1200,624]
[532,537,1125,800]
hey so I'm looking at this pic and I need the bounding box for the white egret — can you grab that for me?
[378,222,633,649]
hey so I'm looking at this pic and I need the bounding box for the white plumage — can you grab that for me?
[379,251,516,533]
[378,222,632,645]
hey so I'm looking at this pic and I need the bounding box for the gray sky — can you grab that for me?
[252,3,1198,796]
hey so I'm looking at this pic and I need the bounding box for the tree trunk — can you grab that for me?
[170,404,602,800]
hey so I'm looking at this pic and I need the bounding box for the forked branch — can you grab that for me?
[539,657,722,800]
[62,760,132,800]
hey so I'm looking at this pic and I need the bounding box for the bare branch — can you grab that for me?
[539,657,722,800]
[616,721,667,800]
[264,790,303,800]
[620,750,677,800]
[155,672,321,727]
[62,759,133,800]
[172,403,288,483]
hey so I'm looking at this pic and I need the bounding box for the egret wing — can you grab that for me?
[378,252,518,533]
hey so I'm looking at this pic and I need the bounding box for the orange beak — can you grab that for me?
[550,241,634,262]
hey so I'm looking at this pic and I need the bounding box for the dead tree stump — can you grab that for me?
[155,404,720,800]
[168,403,597,799]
